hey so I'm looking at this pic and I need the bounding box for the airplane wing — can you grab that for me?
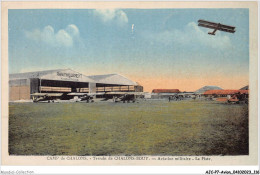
[88,92,106,96]
[106,92,128,95]
[198,19,235,33]
[67,92,105,96]
[46,93,63,97]
[198,19,235,29]
[31,93,48,96]
[31,93,63,97]
[67,93,88,96]
[105,92,145,95]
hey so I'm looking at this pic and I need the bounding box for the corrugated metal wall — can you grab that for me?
[9,79,30,101]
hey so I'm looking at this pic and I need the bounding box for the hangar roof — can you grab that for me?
[10,69,65,79]
[87,74,138,86]
[9,69,139,86]
[240,85,249,90]
[9,69,95,83]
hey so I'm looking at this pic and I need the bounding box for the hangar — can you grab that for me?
[9,69,143,101]
[88,73,143,93]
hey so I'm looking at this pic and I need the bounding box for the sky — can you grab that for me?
[8,9,249,92]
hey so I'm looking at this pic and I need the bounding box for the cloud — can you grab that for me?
[66,24,80,37]
[25,24,80,47]
[93,9,128,25]
[143,22,232,50]
[55,29,73,47]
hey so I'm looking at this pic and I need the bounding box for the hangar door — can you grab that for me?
[9,79,30,101]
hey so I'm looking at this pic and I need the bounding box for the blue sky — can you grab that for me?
[8,9,249,91]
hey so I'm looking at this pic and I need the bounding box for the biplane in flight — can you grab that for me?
[198,19,236,35]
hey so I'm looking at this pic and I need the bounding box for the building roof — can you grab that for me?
[152,89,180,93]
[240,85,249,90]
[204,89,249,95]
[10,69,65,80]
[9,69,95,83]
[9,69,140,86]
[87,73,138,86]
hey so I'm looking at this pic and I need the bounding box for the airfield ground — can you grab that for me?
[9,100,248,156]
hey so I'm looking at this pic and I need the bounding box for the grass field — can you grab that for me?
[9,100,248,156]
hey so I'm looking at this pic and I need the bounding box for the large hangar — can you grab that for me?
[88,74,143,93]
[9,69,143,101]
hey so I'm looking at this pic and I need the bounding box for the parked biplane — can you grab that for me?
[31,93,64,103]
[102,92,145,103]
[198,19,236,35]
[31,91,144,103]
[67,92,105,103]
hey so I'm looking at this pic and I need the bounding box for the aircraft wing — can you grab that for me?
[198,19,235,29]
[31,93,48,96]
[46,93,63,97]
[31,93,63,97]
[106,92,145,95]
[67,93,88,96]
[67,92,105,96]
[88,92,106,96]
[198,19,235,33]
[106,92,127,95]
[217,27,236,33]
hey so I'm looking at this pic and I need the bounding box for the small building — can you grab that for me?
[204,89,249,98]
[151,89,181,99]
[144,92,152,99]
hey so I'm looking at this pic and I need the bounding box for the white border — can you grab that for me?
[1,0,259,174]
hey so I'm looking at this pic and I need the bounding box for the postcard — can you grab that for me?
[1,1,258,166]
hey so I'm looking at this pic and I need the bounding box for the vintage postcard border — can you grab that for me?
[1,1,258,166]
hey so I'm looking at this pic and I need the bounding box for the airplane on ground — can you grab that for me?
[31,92,105,103]
[104,92,145,103]
[31,93,64,103]
[198,19,236,35]
[67,92,105,103]
[31,91,144,103]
